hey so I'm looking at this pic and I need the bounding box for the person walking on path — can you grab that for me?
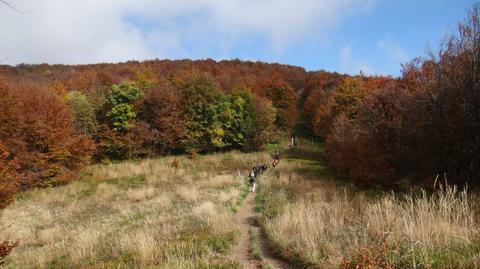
[272,150,280,167]
[249,168,257,192]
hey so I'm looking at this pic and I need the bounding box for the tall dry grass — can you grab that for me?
[0,151,267,268]
[260,168,480,268]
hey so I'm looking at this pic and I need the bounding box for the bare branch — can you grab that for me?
[0,0,29,13]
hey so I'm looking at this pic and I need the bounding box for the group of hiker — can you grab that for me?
[248,150,280,192]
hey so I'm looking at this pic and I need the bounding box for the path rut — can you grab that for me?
[232,192,295,269]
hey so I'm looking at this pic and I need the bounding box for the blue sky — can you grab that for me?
[296,0,477,75]
[0,0,476,76]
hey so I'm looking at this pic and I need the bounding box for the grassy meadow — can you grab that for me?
[256,142,480,268]
[0,152,268,268]
[1,141,479,268]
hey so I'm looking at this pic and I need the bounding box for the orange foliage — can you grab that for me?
[342,233,394,269]
[143,82,186,152]
[0,79,95,190]
[322,4,480,187]
[261,79,297,133]
[0,240,17,266]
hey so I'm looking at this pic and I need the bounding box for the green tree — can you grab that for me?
[181,74,224,152]
[105,82,143,132]
[105,81,143,107]
[223,88,254,150]
[65,91,98,136]
[206,92,251,150]
[106,103,137,131]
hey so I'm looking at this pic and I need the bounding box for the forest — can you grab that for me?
[0,59,305,205]
[3,6,480,201]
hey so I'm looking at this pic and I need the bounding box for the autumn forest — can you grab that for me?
[1,3,480,268]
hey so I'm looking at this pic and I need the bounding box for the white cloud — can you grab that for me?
[376,34,409,75]
[377,34,409,63]
[339,44,375,75]
[338,34,409,76]
[0,0,374,65]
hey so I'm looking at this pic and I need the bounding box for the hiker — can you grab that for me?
[263,162,269,172]
[256,164,263,175]
[260,163,267,174]
[273,150,280,160]
[272,150,280,167]
[249,168,257,192]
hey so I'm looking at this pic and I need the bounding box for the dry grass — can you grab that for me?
[126,186,156,202]
[176,186,200,203]
[0,151,266,268]
[203,174,236,188]
[259,159,480,268]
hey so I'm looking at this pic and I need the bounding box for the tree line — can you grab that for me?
[0,61,301,207]
[304,5,480,189]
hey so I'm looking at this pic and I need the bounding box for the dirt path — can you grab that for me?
[232,192,295,269]
[232,193,256,268]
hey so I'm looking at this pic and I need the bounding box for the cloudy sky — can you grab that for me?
[0,0,475,75]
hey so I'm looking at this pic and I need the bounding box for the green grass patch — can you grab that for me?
[390,240,480,269]
[249,228,263,261]
[249,228,276,269]
[187,230,237,255]
[230,182,249,213]
[76,174,147,199]
[109,175,146,190]
[266,143,282,152]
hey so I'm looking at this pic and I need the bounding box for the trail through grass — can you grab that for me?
[0,152,269,268]
[2,141,478,268]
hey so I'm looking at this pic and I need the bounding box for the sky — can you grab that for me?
[0,0,476,76]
